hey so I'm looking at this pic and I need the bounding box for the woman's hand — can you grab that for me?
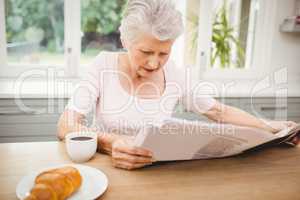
[266,120,300,146]
[265,120,297,134]
[288,135,300,146]
[111,136,155,170]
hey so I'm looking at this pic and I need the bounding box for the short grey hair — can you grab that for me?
[119,0,183,43]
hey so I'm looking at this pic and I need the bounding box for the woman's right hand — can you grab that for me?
[111,136,155,170]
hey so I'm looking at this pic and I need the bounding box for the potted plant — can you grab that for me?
[210,0,245,68]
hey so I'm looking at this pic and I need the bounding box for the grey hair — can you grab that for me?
[119,0,184,43]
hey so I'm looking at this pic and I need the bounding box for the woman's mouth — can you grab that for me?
[142,67,156,73]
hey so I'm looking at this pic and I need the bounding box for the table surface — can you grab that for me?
[1,142,300,200]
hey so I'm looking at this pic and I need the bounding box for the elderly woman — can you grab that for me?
[58,0,298,170]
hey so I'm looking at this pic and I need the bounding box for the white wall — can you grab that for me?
[270,0,300,88]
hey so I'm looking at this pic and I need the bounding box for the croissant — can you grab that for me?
[24,166,82,200]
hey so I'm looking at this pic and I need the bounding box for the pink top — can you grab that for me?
[66,51,216,135]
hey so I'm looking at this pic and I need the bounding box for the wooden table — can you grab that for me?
[1,142,300,200]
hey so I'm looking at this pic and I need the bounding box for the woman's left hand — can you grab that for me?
[266,120,297,133]
[266,120,299,145]
[289,135,300,146]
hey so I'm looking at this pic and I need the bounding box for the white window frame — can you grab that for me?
[170,0,187,68]
[0,0,81,78]
[195,0,277,81]
[228,0,242,66]
[0,0,7,72]
[64,0,81,77]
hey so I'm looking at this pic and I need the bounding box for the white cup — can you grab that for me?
[65,132,98,163]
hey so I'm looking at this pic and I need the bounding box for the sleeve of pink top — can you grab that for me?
[65,52,105,116]
[181,91,216,114]
[175,66,217,115]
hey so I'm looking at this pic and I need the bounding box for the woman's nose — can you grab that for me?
[147,57,160,70]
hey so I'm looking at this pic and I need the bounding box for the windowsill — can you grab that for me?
[199,66,267,80]
[202,71,257,80]
[0,79,78,99]
[0,79,299,99]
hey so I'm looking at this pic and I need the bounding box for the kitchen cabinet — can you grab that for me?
[0,98,68,143]
[0,97,300,143]
[174,97,300,122]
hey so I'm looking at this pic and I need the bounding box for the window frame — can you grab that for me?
[64,0,81,77]
[170,0,186,69]
[0,0,7,73]
[195,0,277,81]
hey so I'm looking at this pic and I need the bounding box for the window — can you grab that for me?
[5,0,64,66]
[209,0,258,69]
[183,0,275,80]
[80,0,125,65]
[0,0,275,80]
[190,0,259,69]
[0,0,126,77]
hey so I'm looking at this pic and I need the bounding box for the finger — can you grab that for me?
[113,151,154,164]
[287,121,297,127]
[112,159,151,170]
[115,145,153,157]
[292,136,300,145]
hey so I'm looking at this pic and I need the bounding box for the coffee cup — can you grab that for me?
[65,131,98,163]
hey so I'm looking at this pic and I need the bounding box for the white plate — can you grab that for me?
[16,164,108,200]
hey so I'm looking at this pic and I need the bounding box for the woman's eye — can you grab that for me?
[160,53,168,57]
[141,50,152,55]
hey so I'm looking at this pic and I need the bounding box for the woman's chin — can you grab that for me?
[137,69,151,77]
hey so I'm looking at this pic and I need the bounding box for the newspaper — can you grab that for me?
[134,117,300,161]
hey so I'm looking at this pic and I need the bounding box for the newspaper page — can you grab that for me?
[134,117,300,161]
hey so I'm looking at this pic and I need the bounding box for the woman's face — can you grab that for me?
[126,32,174,78]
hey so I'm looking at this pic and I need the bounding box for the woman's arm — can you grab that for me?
[57,110,154,169]
[203,101,296,133]
[57,110,119,154]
